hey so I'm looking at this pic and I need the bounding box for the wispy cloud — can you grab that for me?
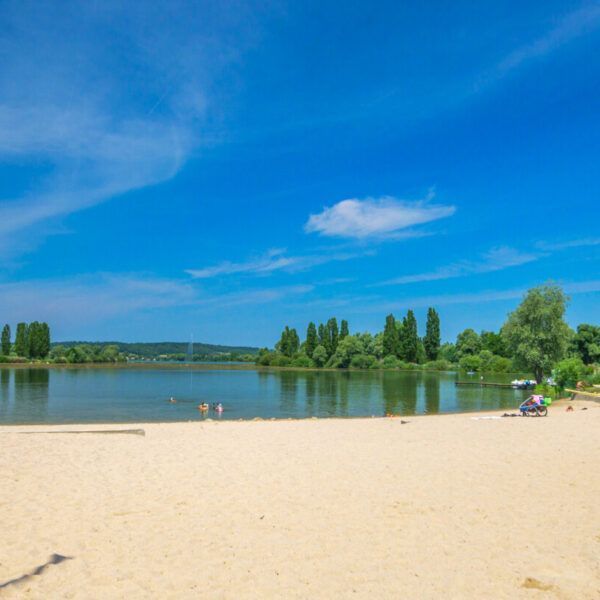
[0,3,261,258]
[350,279,600,315]
[485,4,600,83]
[536,237,600,251]
[378,246,540,286]
[0,274,198,325]
[200,284,315,308]
[186,248,373,279]
[305,193,456,239]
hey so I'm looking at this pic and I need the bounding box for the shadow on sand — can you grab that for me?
[0,553,73,589]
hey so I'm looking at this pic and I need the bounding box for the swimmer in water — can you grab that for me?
[198,403,209,411]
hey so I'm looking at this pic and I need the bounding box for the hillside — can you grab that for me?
[52,341,260,358]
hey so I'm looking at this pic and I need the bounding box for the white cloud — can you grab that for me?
[305,194,456,239]
[186,248,373,279]
[379,246,540,286]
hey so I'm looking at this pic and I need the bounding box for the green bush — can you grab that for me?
[290,354,313,368]
[350,354,377,369]
[423,359,453,371]
[534,383,557,399]
[459,354,482,372]
[270,354,292,367]
[553,357,591,388]
[381,355,400,369]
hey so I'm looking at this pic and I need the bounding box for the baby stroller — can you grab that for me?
[519,394,549,417]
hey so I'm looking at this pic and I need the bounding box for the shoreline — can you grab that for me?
[0,397,586,430]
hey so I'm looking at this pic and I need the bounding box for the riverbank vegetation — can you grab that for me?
[257,284,600,385]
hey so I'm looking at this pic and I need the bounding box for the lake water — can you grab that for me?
[0,366,530,424]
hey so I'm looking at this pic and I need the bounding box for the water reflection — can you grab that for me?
[14,369,50,421]
[424,374,440,414]
[0,366,529,424]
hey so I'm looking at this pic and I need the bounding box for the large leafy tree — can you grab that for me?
[1,324,10,355]
[574,324,600,365]
[502,284,572,382]
[480,330,508,357]
[423,307,440,360]
[402,310,419,362]
[305,322,318,357]
[455,328,481,358]
[276,326,299,357]
[14,322,29,357]
[382,314,399,357]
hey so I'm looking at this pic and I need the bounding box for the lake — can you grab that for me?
[0,366,531,424]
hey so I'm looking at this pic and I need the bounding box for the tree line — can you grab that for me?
[256,284,600,384]
[1,322,51,359]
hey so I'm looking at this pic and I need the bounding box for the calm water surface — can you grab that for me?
[0,366,530,424]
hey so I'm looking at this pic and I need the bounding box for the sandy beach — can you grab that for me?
[1,401,598,599]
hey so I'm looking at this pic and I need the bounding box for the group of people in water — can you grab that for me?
[168,397,224,413]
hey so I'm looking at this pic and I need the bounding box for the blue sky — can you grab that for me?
[0,0,599,346]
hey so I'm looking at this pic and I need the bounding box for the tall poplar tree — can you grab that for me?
[318,323,326,347]
[15,322,29,357]
[326,318,339,356]
[40,323,51,358]
[1,324,10,355]
[28,321,43,358]
[305,322,318,357]
[383,314,399,357]
[423,307,441,360]
[402,310,419,362]
[340,319,349,340]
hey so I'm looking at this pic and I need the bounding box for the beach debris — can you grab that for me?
[520,577,554,591]
[566,406,574,412]
[400,420,409,425]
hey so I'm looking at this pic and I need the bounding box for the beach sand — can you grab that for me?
[0,402,598,599]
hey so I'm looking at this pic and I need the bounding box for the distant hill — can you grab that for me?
[53,341,260,358]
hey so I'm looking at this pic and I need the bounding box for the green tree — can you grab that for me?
[480,330,508,357]
[423,307,440,360]
[553,357,590,388]
[402,310,418,362]
[305,322,318,357]
[318,323,326,347]
[14,322,29,357]
[456,328,481,358]
[382,314,399,357]
[325,318,339,356]
[312,344,328,367]
[574,324,600,365]
[340,319,349,340]
[277,326,299,357]
[502,284,572,383]
[1,324,10,355]
[28,321,47,358]
[39,323,51,358]
[438,343,457,363]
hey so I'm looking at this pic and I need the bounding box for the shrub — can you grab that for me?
[423,359,453,371]
[459,354,482,372]
[350,354,377,369]
[270,354,292,367]
[381,355,400,369]
[290,354,313,368]
[553,357,591,388]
